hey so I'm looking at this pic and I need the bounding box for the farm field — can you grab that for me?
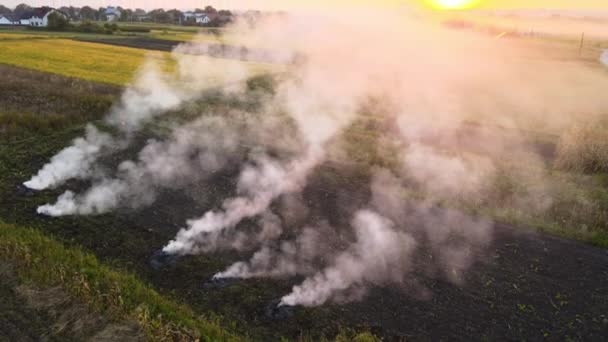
[0,23,246,46]
[1,86,607,340]
[0,32,277,87]
[1,10,608,342]
[0,37,167,85]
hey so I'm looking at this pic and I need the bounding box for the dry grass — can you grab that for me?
[0,220,243,342]
[0,64,118,138]
[555,124,608,173]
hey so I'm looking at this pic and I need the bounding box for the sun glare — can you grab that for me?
[429,0,479,10]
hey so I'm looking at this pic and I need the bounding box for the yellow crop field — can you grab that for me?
[0,32,52,40]
[0,37,168,85]
[0,33,278,86]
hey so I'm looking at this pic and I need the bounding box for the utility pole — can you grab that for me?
[579,32,585,57]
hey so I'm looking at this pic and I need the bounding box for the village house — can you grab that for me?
[19,7,67,27]
[0,14,16,25]
[182,11,196,21]
[105,7,121,22]
[195,13,213,24]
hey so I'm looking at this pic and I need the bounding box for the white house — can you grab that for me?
[0,14,16,25]
[105,7,121,21]
[195,13,211,24]
[19,8,66,27]
[183,11,196,20]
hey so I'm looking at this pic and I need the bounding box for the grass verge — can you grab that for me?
[0,220,243,342]
[0,220,380,342]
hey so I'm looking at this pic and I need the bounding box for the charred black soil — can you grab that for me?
[2,144,608,341]
[1,66,607,341]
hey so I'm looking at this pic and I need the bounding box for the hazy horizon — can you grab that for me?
[2,0,608,11]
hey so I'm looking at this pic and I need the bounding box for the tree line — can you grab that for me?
[0,3,233,27]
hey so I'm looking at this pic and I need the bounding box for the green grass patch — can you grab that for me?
[0,111,80,136]
[0,220,243,341]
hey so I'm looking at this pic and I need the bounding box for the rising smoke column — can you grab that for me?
[211,167,494,306]
[104,60,183,132]
[280,210,416,307]
[213,224,327,279]
[24,125,112,190]
[24,50,261,192]
[24,60,183,191]
[163,145,324,255]
[24,6,608,309]
[36,115,243,216]
[161,13,382,256]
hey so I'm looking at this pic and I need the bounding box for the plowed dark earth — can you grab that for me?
[2,157,607,341]
[1,65,606,341]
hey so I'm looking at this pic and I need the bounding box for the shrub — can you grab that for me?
[246,74,276,94]
[75,20,106,34]
[47,12,70,31]
[555,124,608,173]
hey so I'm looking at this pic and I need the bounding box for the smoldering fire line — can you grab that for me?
[24,8,608,307]
[23,49,267,193]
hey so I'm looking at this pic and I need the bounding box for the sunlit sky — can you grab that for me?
[2,0,608,11]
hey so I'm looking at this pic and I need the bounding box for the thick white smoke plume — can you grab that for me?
[280,210,416,307]
[213,223,325,279]
[24,52,258,191]
[26,7,608,307]
[37,116,243,216]
[25,61,180,190]
[163,146,323,255]
[214,169,492,306]
[24,125,111,190]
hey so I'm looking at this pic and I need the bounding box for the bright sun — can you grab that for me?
[429,0,479,9]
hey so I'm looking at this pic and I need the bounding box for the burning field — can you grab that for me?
[2,6,608,342]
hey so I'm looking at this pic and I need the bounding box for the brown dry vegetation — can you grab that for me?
[555,123,608,173]
[0,64,119,138]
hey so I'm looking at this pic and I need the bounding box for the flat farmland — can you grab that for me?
[0,37,164,85]
[1,12,608,341]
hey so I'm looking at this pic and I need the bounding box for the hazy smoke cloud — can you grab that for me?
[105,60,183,132]
[24,7,608,308]
[24,51,259,191]
[214,224,324,279]
[601,50,608,67]
[214,169,492,306]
